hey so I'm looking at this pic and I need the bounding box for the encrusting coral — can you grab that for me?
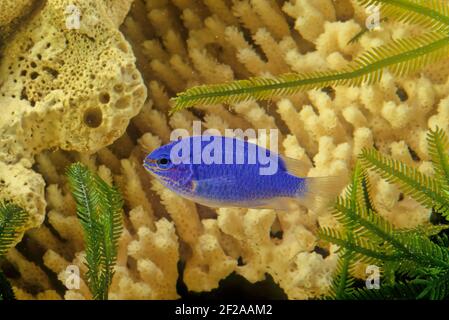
[1,0,449,299]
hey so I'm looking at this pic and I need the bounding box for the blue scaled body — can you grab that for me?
[143,135,343,211]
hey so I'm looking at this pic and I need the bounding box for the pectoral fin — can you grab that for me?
[192,175,237,192]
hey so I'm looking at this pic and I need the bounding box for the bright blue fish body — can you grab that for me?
[143,135,343,211]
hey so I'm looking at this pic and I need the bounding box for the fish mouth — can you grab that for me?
[143,159,157,172]
[142,161,172,184]
[143,159,168,175]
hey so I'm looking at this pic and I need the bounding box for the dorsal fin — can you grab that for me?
[280,155,311,177]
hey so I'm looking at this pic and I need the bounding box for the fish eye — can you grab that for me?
[156,157,171,168]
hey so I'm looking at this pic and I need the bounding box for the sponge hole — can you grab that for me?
[83,107,103,128]
[99,92,110,104]
[113,84,124,93]
[115,96,130,109]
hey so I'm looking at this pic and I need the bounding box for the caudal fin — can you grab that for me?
[297,176,348,213]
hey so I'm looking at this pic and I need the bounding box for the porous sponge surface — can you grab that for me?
[0,0,146,235]
[2,0,448,300]
[0,0,35,27]
[0,0,146,153]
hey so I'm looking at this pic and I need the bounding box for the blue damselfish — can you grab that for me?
[143,135,346,211]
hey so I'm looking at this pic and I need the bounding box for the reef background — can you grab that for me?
[1,0,448,299]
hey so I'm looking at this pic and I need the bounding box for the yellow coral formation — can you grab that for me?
[1,0,448,300]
